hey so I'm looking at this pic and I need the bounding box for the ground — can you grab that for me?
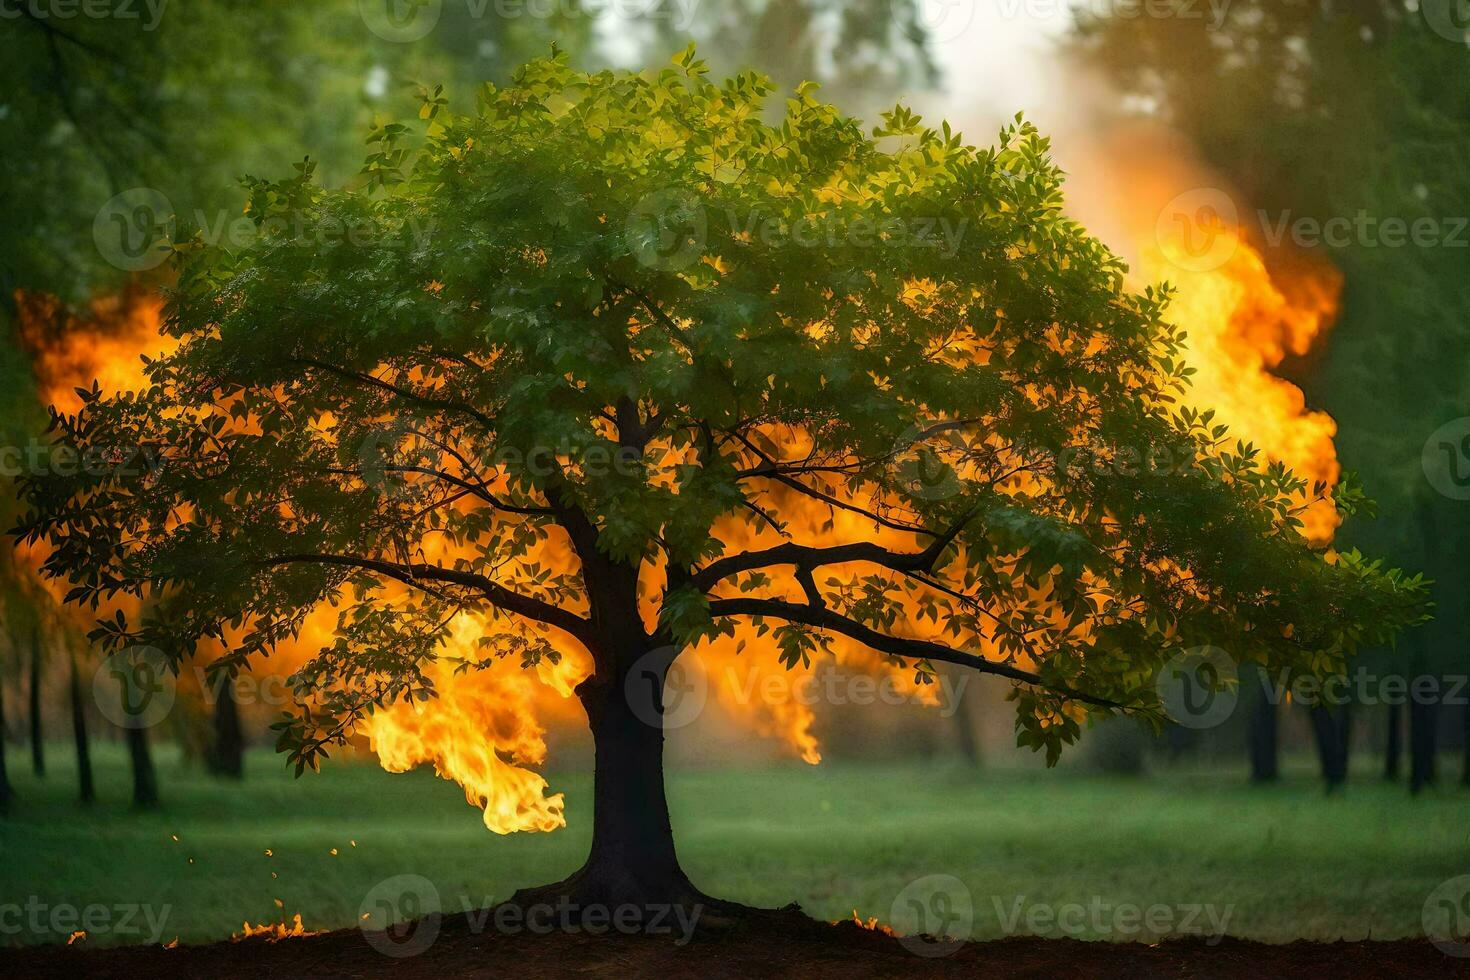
[1,745,1468,976]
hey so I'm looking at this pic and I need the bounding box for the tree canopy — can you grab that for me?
[17,48,1429,772]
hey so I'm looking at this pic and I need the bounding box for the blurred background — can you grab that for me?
[2,0,1469,949]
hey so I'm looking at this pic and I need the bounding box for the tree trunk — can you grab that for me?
[1462,700,1470,788]
[0,666,12,812]
[1409,694,1438,794]
[1247,666,1278,782]
[28,625,44,778]
[126,724,159,809]
[205,675,244,778]
[505,650,729,930]
[1308,703,1350,790]
[948,666,981,768]
[1384,700,1402,781]
[69,650,94,805]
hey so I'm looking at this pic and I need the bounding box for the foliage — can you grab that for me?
[16,49,1428,772]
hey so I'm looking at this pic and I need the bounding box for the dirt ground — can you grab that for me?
[5,906,1468,979]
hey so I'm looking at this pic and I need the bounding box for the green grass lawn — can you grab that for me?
[2,743,1467,947]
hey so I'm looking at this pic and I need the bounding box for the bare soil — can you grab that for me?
[4,905,1468,979]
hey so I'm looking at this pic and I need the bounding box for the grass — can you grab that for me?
[1,742,1467,947]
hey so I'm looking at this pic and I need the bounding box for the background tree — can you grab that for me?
[18,51,1427,919]
[1073,0,1470,789]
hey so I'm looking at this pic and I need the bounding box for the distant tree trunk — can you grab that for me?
[1247,666,1278,782]
[1409,695,1438,794]
[948,668,981,767]
[69,651,94,805]
[1462,700,1470,788]
[1384,700,1402,781]
[126,725,158,808]
[0,668,12,812]
[205,676,244,778]
[28,625,43,778]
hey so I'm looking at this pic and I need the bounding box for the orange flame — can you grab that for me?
[363,611,591,834]
[1147,221,1341,543]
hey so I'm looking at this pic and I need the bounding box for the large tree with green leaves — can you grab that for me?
[17,50,1427,918]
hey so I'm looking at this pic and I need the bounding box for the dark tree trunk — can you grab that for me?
[28,626,44,778]
[1247,666,1278,783]
[0,666,12,812]
[1462,700,1470,788]
[505,648,737,931]
[1308,703,1350,790]
[205,676,244,778]
[949,667,981,768]
[69,651,94,805]
[1409,694,1438,795]
[126,724,159,809]
[1384,700,1402,781]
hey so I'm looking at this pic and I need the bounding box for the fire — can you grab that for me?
[1147,221,1342,544]
[363,610,591,834]
[15,288,172,413]
[233,913,317,942]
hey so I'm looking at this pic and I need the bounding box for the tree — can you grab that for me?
[68,643,95,805]
[17,51,1428,920]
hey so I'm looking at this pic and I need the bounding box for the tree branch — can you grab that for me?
[263,553,592,643]
[705,596,1128,711]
